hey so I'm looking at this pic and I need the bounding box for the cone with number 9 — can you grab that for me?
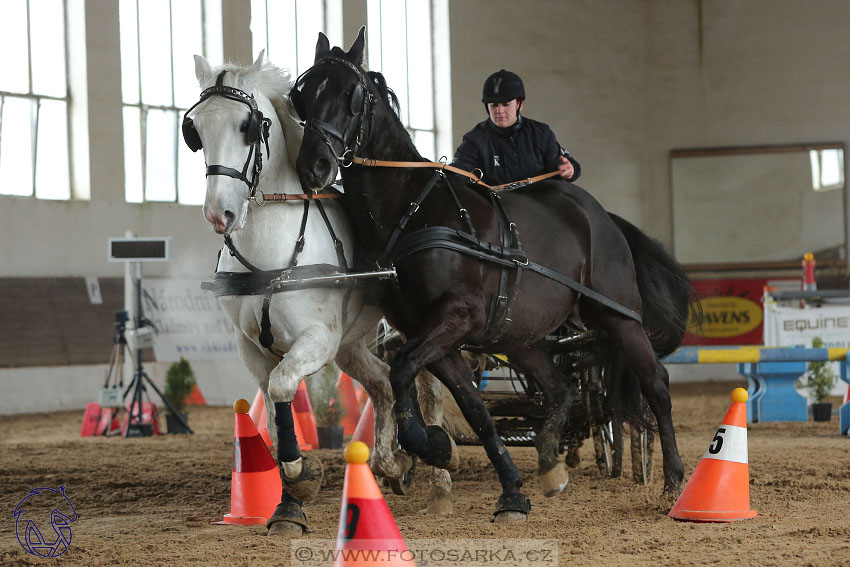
[669,388,757,522]
[333,442,415,566]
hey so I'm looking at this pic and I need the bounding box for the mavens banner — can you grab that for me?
[683,278,770,346]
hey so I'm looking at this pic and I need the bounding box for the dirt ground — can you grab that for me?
[1,381,848,567]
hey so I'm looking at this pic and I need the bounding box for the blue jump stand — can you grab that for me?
[739,362,765,422]
[738,361,808,422]
[840,356,850,436]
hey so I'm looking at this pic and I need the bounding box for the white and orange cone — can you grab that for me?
[334,441,415,566]
[669,387,757,522]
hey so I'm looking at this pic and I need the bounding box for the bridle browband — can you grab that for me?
[183,71,271,200]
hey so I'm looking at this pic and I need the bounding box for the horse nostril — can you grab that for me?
[223,210,235,227]
[315,158,331,179]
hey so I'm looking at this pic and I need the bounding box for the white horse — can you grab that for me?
[186,52,452,533]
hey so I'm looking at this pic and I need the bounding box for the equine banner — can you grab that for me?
[140,278,239,362]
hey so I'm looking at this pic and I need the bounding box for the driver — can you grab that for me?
[452,69,580,186]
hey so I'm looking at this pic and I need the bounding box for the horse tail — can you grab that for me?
[608,213,694,358]
[599,214,695,430]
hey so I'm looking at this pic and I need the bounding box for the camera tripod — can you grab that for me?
[103,308,194,437]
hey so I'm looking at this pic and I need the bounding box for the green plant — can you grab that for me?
[802,337,837,403]
[163,357,197,415]
[306,364,345,427]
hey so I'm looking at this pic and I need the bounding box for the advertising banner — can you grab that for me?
[140,278,239,362]
[683,278,771,346]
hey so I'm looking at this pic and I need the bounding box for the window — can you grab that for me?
[367,0,436,160]
[0,0,71,200]
[810,148,844,192]
[250,0,340,78]
[119,0,209,204]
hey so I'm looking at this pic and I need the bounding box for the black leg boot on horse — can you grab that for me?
[266,402,324,534]
[429,353,530,521]
[390,338,458,473]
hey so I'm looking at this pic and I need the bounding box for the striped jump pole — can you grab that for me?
[662,347,850,430]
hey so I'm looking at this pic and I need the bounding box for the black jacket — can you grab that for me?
[452,116,580,186]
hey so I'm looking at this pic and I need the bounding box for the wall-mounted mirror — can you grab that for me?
[671,143,846,267]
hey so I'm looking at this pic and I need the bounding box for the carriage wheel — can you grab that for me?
[629,426,654,485]
[610,419,624,478]
[592,421,615,477]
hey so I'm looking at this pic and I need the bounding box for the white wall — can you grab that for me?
[449,0,650,222]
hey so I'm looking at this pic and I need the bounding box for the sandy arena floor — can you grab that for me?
[1,381,848,566]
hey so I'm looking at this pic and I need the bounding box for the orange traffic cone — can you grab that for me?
[669,388,757,522]
[185,383,207,405]
[354,381,368,410]
[351,399,375,448]
[336,372,362,435]
[248,389,312,451]
[294,380,320,448]
[214,399,282,526]
[334,442,415,566]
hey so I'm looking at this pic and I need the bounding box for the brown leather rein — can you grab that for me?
[347,156,562,190]
[256,157,562,203]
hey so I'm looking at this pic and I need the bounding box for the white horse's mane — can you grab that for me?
[198,57,304,170]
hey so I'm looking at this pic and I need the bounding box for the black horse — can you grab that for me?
[292,29,692,521]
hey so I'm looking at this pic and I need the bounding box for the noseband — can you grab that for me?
[183,71,271,199]
[291,57,375,168]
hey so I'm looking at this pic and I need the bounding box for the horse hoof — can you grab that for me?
[538,462,569,497]
[424,492,452,516]
[491,492,530,523]
[425,425,459,472]
[283,454,324,502]
[266,502,308,535]
[388,453,416,496]
[564,446,581,468]
[267,520,305,535]
[492,510,527,523]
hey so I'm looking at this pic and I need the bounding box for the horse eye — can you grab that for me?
[239,120,249,132]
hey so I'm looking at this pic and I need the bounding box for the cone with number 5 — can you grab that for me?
[334,441,414,566]
[669,388,757,522]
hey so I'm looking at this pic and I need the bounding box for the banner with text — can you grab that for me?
[141,278,238,362]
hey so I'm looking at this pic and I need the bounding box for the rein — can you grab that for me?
[346,155,563,191]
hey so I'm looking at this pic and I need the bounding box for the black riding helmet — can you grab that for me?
[482,69,525,104]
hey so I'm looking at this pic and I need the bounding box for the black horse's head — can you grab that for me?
[291,27,375,191]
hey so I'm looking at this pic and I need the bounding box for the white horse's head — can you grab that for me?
[186,51,302,234]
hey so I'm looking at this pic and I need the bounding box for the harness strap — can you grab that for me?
[390,227,643,323]
[377,170,443,268]
[257,191,343,203]
[443,173,476,236]
[224,235,266,273]
[315,199,349,272]
[290,200,310,268]
[349,156,562,190]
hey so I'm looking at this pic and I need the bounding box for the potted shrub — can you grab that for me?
[163,357,196,434]
[307,365,346,449]
[802,337,837,422]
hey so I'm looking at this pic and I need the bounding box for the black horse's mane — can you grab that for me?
[366,71,401,117]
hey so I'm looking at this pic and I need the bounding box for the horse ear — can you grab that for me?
[194,54,212,86]
[346,26,366,66]
[315,32,330,63]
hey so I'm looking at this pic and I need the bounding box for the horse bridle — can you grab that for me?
[182,71,271,200]
[289,57,375,168]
